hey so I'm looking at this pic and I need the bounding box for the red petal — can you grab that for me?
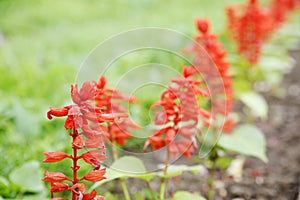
[79,82,95,101]
[82,190,97,200]
[50,182,69,193]
[43,152,69,163]
[47,106,70,119]
[71,84,81,104]
[84,135,104,148]
[43,171,69,183]
[83,169,106,182]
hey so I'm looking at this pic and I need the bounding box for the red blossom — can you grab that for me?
[84,134,104,148]
[83,169,106,182]
[72,135,85,149]
[70,183,86,194]
[50,182,69,193]
[80,150,106,170]
[82,190,97,200]
[43,171,70,183]
[47,106,71,119]
[227,0,275,64]
[51,198,64,200]
[144,76,200,157]
[185,18,235,129]
[43,152,69,163]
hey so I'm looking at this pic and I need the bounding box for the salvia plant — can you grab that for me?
[42,1,300,200]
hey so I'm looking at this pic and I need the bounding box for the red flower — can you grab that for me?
[51,198,64,200]
[144,76,200,157]
[43,152,69,163]
[185,18,235,125]
[47,106,71,119]
[82,190,97,200]
[43,171,70,183]
[93,76,140,146]
[72,135,85,149]
[70,183,86,194]
[227,0,279,64]
[83,169,106,182]
[80,150,106,170]
[50,182,69,193]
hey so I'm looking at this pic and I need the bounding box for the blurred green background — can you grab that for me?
[2,0,296,199]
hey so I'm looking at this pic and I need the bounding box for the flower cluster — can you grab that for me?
[227,0,299,64]
[269,0,300,29]
[93,76,140,146]
[144,71,209,157]
[44,78,133,200]
[185,18,235,132]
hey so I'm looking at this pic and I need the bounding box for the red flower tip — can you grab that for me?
[97,76,107,89]
[43,170,69,183]
[50,182,69,193]
[43,152,69,163]
[51,198,65,200]
[183,66,198,78]
[47,106,70,119]
[83,169,106,182]
[196,18,209,34]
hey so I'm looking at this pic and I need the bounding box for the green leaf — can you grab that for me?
[173,191,206,200]
[218,124,268,162]
[9,161,44,192]
[239,92,268,119]
[91,156,155,190]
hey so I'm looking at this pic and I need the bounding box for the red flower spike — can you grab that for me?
[47,106,70,119]
[43,171,70,183]
[51,198,64,200]
[43,152,69,163]
[50,182,69,193]
[83,169,106,182]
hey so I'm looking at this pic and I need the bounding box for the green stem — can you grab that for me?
[207,168,215,200]
[159,150,170,200]
[207,147,218,200]
[111,138,131,200]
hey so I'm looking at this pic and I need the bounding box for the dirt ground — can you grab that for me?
[223,50,300,200]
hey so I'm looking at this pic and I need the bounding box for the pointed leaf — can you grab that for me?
[239,92,268,119]
[173,191,206,200]
[9,161,44,192]
[218,124,268,162]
